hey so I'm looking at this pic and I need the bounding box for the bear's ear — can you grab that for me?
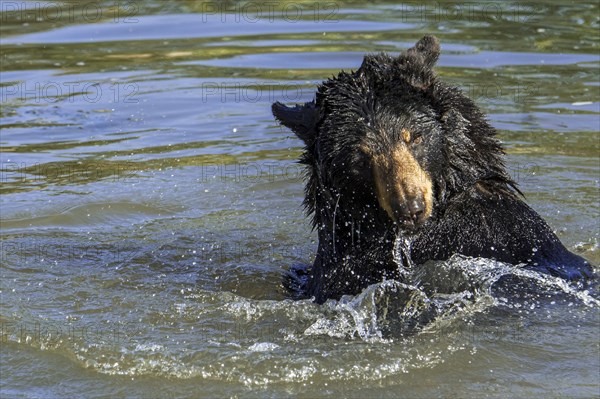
[272,100,319,145]
[407,35,441,69]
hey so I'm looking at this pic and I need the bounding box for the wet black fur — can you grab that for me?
[273,36,596,303]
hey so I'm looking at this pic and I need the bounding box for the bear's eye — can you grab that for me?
[357,158,369,169]
[412,136,423,145]
[352,155,371,179]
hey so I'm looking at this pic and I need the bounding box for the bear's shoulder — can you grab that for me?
[412,181,594,279]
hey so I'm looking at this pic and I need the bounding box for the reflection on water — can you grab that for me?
[1,1,599,398]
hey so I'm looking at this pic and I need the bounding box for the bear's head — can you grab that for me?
[273,36,516,236]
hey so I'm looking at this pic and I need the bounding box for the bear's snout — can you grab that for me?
[371,144,433,229]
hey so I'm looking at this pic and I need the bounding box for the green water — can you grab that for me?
[1,1,599,398]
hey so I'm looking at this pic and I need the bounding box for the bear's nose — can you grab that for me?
[407,198,425,221]
[391,197,425,227]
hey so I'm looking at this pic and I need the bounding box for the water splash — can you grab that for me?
[393,236,415,277]
[304,254,600,340]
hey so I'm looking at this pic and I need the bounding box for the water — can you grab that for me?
[1,1,599,398]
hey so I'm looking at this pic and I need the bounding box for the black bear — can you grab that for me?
[272,35,596,304]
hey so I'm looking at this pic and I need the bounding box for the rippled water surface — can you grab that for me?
[1,1,599,398]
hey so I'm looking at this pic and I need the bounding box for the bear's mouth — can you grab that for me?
[390,209,428,235]
[397,214,426,229]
